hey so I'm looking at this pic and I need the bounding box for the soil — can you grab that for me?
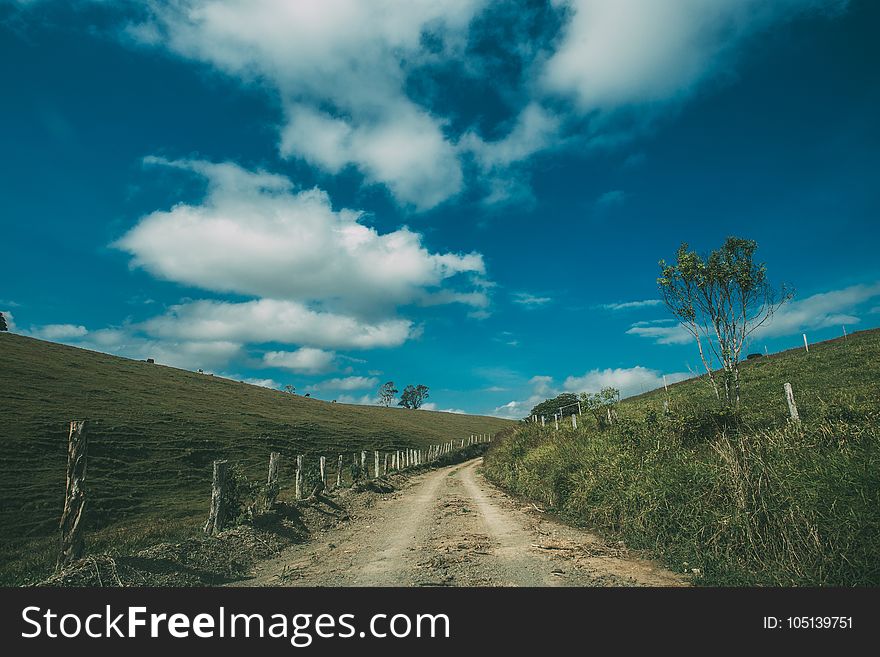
[232,458,686,587]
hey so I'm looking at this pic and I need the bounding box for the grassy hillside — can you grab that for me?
[484,328,880,586]
[0,332,512,583]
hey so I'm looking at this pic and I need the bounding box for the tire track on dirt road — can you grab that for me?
[234,458,686,587]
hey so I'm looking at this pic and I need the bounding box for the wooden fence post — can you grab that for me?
[295,455,304,500]
[803,333,809,353]
[361,451,367,477]
[319,456,326,488]
[571,414,578,430]
[374,451,380,479]
[265,451,281,510]
[58,420,88,568]
[784,383,800,423]
[336,454,343,488]
[204,458,228,536]
[383,452,388,475]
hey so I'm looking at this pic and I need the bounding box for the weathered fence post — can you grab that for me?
[319,456,326,488]
[554,416,559,431]
[784,383,800,423]
[361,451,367,477]
[336,454,343,487]
[265,451,281,510]
[383,452,388,475]
[204,458,228,537]
[295,455,304,500]
[374,451,380,479]
[58,420,88,568]
[571,414,577,430]
[803,333,809,353]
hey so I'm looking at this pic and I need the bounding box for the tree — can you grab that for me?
[579,387,619,429]
[398,384,429,409]
[658,237,792,407]
[378,381,398,407]
[283,384,296,394]
[0,312,6,332]
[529,393,579,420]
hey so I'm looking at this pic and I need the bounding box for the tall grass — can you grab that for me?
[484,337,880,586]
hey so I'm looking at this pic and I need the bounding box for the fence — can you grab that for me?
[528,383,805,431]
[55,423,495,562]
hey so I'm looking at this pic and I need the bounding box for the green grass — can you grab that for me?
[484,328,880,586]
[0,332,512,584]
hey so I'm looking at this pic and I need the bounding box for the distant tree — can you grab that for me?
[529,393,578,421]
[398,384,429,409]
[378,381,398,407]
[579,387,620,429]
[658,237,792,407]
[283,384,296,394]
[0,312,6,332]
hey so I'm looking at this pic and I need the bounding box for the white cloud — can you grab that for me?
[218,373,281,389]
[627,282,880,345]
[262,348,336,374]
[754,281,880,338]
[512,292,552,307]
[335,393,379,405]
[491,374,554,419]
[490,365,689,419]
[541,0,847,112]
[563,366,689,398]
[601,299,662,311]
[130,0,486,209]
[141,298,413,350]
[309,376,380,391]
[420,403,467,414]
[463,102,561,169]
[595,189,626,208]
[29,324,89,340]
[626,319,692,345]
[52,326,244,371]
[115,158,486,315]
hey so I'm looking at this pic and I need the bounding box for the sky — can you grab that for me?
[1,0,878,418]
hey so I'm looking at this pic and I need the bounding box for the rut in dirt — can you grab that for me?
[235,458,687,587]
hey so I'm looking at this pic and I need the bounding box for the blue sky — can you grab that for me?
[2,0,878,418]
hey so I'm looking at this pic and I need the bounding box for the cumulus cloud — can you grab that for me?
[754,281,880,338]
[45,325,244,371]
[308,376,380,391]
[15,1,850,208]
[563,366,689,398]
[262,348,336,374]
[541,0,848,111]
[115,158,486,315]
[127,0,486,209]
[335,393,379,405]
[141,298,414,350]
[491,366,688,418]
[29,324,89,340]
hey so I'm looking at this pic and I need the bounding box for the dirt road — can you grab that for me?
[234,458,686,587]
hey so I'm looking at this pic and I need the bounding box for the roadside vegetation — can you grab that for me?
[485,327,880,586]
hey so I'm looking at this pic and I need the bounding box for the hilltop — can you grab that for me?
[0,332,512,583]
